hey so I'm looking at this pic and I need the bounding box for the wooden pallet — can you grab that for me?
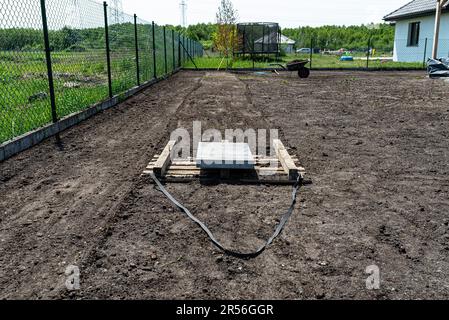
[143,139,305,184]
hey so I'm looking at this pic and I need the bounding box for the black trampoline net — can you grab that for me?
[235,23,280,55]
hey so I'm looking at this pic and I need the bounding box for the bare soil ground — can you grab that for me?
[1,71,448,300]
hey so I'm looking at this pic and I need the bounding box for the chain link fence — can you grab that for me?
[392,38,449,66]
[312,37,449,70]
[0,0,203,144]
[292,36,433,70]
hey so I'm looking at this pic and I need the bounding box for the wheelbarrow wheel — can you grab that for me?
[298,67,310,78]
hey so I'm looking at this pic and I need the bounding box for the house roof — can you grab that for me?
[384,0,449,21]
[254,34,295,45]
[280,34,296,45]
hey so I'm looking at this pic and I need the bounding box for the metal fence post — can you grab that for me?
[134,14,140,86]
[310,37,313,70]
[366,37,371,69]
[183,36,185,63]
[40,0,58,128]
[152,21,157,79]
[172,29,175,71]
[163,26,167,75]
[103,2,113,98]
[178,33,181,68]
[180,35,183,64]
[423,38,428,69]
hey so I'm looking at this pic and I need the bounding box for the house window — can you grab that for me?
[407,22,420,47]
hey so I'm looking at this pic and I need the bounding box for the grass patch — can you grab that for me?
[185,54,424,70]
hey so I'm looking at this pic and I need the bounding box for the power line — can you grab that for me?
[180,0,187,27]
[66,0,83,28]
[108,0,123,25]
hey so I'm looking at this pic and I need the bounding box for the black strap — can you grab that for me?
[150,172,303,258]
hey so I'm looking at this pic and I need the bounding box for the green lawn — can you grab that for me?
[185,53,425,70]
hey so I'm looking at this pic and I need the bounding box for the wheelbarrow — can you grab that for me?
[270,59,310,78]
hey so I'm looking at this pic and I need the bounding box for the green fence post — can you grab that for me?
[40,0,58,130]
[103,2,113,98]
[152,21,157,79]
[423,38,428,69]
[366,37,371,69]
[134,14,140,86]
[310,37,313,70]
[172,29,175,71]
[178,33,181,68]
[163,26,167,75]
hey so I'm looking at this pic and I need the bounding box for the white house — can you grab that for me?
[279,35,296,54]
[384,0,449,62]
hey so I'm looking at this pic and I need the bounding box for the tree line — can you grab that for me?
[0,23,395,52]
[0,24,190,52]
[282,24,395,51]
[174,23,395,52]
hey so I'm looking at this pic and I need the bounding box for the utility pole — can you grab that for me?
[180,0,187,27]
[66,0,83,28]
[109,0,123,25]
[432,0,448,58]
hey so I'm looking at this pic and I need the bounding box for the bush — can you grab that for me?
[279,47,287,57]
[22,44,44,51]
[66,45,87,52]
[201,40,214,51]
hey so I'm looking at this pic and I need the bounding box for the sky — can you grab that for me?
[121,0,411,28]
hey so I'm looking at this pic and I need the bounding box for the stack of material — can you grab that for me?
[196,142,255,169]
[427,58,449,77]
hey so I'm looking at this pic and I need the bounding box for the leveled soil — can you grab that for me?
[1,70,448,299]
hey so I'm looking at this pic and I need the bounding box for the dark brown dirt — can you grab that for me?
[1,70,448,300]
